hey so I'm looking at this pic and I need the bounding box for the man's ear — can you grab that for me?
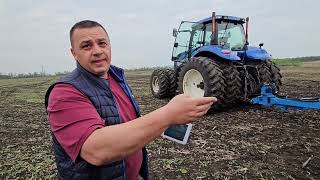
[70,48,78,61]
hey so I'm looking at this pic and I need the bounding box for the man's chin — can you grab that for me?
[94,68,109,78]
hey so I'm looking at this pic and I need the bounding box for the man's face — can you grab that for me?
[71,26,111,78]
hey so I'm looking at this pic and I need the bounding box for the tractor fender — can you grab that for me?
[245,46,272,60]
[191,46,241,61]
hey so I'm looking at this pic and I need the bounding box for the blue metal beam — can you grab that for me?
[251,84,320,111]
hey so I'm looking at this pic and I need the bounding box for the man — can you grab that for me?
[45,20,217,180]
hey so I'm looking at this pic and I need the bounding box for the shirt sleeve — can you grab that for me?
[47,84,104,162]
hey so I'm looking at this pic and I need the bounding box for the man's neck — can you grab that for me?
[101,73,109,80]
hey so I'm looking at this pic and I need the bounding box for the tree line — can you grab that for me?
[0,71,70,79]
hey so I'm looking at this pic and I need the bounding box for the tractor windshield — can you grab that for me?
[217,21,246,50]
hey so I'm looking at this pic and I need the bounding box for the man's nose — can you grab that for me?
[92,44,103,56]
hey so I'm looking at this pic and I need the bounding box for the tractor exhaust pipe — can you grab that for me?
[211,12,218,45]
[245,17,249,45]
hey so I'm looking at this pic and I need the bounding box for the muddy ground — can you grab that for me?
[0,62,319,179]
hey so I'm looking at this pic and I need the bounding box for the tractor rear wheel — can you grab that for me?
[219,63,242,105]
[150,69,169,99]
[268,61,282,94]
[255,62,272,95]
[257,62,272,84]
[178,57,225,106]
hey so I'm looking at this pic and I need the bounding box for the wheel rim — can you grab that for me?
[183,69,204,97]
[152,76,160,93]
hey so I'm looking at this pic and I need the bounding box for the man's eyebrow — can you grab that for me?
[97,38,109,42]
[79,40,92,45]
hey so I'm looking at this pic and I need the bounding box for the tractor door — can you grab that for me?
[204,23,213,45]
[188,24,205,58]
[172,22,196,61]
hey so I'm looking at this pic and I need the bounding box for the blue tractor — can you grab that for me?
[150,12,282,107]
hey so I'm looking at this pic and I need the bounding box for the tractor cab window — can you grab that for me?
[204,23,213,45]
[217,21,246,50]
[190,24,205,53]
[172,22,196,60]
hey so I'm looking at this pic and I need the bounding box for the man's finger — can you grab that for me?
[195,97,217,106]
[195,110,208,117]
[195,103,212,113]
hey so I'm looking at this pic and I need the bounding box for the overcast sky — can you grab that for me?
[0,0,319,74]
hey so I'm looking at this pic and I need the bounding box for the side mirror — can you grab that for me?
[173,28,178,37]
[174,42,178,47]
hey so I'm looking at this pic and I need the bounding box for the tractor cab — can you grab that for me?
[172,14,247,62]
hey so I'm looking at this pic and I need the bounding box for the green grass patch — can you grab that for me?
[13,92,43,104]
[272,59,303,66]
[273,56,320,66]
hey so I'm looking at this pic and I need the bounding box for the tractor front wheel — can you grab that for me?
[164,69,178,97]
[150,69,169,99]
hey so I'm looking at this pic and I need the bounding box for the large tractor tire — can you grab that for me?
[150,69,170,99]
[257,62,272,84]
[164,69,178,97]
[254,62,272,95]
[267,61,282,94]
[178,57,226,106]
[219,63,242,105]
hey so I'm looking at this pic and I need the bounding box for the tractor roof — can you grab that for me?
[197,15,246,24]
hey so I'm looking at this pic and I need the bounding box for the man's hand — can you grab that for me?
[163,94,217,125]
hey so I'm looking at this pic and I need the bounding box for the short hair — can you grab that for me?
[69,20,107,46]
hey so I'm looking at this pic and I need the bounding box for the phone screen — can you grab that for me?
[162,124,192,145]
[163,124,188,141]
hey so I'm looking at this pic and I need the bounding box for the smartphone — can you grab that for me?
[161,123,192,145]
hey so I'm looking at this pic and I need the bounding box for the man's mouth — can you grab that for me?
[92,59,106,64]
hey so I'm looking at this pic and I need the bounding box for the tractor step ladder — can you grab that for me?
[251,84,320,111]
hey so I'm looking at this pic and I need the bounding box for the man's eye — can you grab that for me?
[82,44,90,49]
[99,42,108,46]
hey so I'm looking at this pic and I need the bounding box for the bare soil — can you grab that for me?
[0,64,319,179]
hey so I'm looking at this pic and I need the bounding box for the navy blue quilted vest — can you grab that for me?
[45,64,149,180]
